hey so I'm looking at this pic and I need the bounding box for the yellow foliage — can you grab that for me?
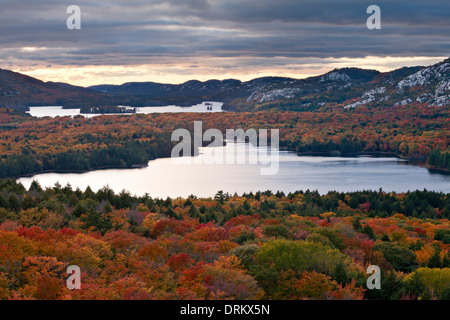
[138,242,168,263]
[0,272,10,300]
[174,207,185,217]
[217,240,239,254]
[18,208,49,228]
[213,255,243,270]
[404,268,450,299]
[0,231,38,264]
[391,229,408,244]
[136,203,149,212]
[64,233,113,270]
[105,210,130,231]
[142,213,160,231]
[416,244,435,266]
[393,213,407,220]
[337,200,352,212]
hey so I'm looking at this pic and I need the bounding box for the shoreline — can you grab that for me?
[15,162,152,179]
[288,149,450,174]
[14,150,450,181]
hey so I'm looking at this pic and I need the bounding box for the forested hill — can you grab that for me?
[0,69,117,110]
[0,178,449,300]
[1,57,449,110]
[0,105,448,179]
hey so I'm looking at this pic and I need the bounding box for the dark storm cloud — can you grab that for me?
[0,0,448,75]
[206,0,450,25]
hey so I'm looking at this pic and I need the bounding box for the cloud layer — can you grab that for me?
[1,0,448,85]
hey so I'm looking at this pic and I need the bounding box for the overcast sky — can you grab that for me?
[0,0,448,86]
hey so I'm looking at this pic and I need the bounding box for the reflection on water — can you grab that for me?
[26,102,224,118]
[136,102,223,114]
[18,142,450,198]
[26,106,82,118]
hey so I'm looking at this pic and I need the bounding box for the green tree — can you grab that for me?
[256,239,351,277]
[7,194,20,212]
[262,225,290,239]
[80,211,113,235]
[333,263,349,285]
[373,242,418,272]
[427,245,442,268]
[362,224,376,240]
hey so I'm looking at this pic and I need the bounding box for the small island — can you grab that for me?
[80,105,137,114]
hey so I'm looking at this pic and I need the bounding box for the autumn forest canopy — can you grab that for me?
[0,0,449,306]
[0,179,450,300]
[0,104,449,179]
[0,103,449,300]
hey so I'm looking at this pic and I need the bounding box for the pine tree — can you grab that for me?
[362,224,376,240]
[80,211,113,235]
[443,252,450,268]
[7,194,20,212]
[333,263,349,285]
[352,216,362,231]
[427,246,442,268]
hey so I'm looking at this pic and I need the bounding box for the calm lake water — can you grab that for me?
[26,102,224,118]
[18,142,450,198]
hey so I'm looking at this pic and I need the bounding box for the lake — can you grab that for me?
[17,142,450,198]
[26,102,224,118]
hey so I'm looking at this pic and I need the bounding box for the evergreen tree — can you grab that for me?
[362,224,376,240]
[333,263,349,285]
[7,194,20,212]
[427,246,442,268]
[80,211,113,235]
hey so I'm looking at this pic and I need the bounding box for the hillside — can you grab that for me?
[0,69,119,109]
[1,58,449,110]
[88,59,449,110]
[1,105,449,179]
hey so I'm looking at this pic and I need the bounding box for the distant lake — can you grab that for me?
[26,102,224,118]
[18,142,450,198]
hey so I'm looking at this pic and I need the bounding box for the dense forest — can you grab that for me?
[0,103,448,300]
[0,104,449,179]
[0,179,449,300]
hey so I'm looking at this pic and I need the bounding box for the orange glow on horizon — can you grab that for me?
[10,56,447,87]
